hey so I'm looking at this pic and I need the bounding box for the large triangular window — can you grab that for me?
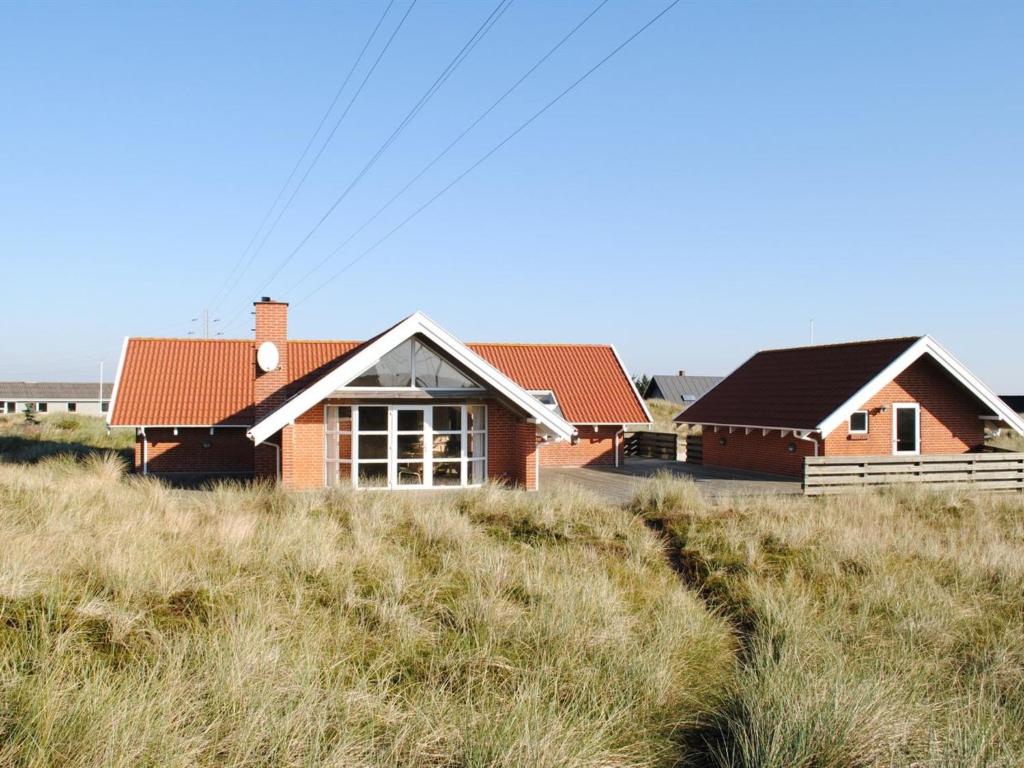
[348,338,480,389]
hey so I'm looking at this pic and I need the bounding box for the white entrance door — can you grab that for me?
[892,403,920,455]
[392,406,428,488]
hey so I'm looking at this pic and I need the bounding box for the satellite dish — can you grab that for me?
[257,341,279,373]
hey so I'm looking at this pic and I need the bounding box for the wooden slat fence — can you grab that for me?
[803,452,1024,496]
[686,434,703,465]
[623,431,678,460]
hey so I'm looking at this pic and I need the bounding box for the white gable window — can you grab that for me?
[349,339,480,389]
[849,410,869,434]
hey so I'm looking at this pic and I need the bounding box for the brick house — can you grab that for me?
[676,336,1024,477]
[107,300,650,490]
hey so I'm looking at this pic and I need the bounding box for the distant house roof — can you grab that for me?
[677,336,1024,437]
[644,374,723,405]
[110,331,650,429]
[0,382,113,401]
[1001,395,1024,415]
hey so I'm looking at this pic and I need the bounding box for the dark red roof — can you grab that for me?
[678,337,921,429]
[111,337,648,427]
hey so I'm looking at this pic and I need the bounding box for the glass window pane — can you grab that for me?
[359,406,387,432]
[397,434,424,459]
[326,462,338,485]
[338,433,352,460]
[326,438,339,461]
[467,405,485,431]
[433,462,461,486]
[396,462,424,486]
[358,463,388,487]
[467,432,485,459]
[850,412,868,432]
[396,409,424,432]
[359,434,388,459]
[350,341,413,387]
[414,342,479,388]
[896,408,917,452]
[433,433,461,459]
[338,462,351,481]
[433,406,461,432]
[469,459,486,485]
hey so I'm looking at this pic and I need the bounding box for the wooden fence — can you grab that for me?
[623,431,678,460]
[803,452,1024,496]
[685,434,703,465]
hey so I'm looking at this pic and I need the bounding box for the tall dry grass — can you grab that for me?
[631,474,1024,767]
[0,454,734,767]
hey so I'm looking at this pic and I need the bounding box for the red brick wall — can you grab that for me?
[702,427,814,477]
[487,399,538,490]
[138,428,254,477]
[539,426,619,467]
[280,405,326,490]
[823,356,985,456]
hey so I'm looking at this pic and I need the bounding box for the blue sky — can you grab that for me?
[2,0,1022,390]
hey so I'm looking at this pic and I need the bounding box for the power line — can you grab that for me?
[295,0,682,308]
[207,0,398,313]
[251,0,515,296]
[282,0,611,298]
[212,0,416,315]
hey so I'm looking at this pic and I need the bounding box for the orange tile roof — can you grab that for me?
[110,337,649,427]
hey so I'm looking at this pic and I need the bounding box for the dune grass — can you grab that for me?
[644,399,693,435]
[0,413,133,464]
[631,474,1024,767]
[0,454,734,767]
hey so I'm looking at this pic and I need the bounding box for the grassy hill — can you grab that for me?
[0,418,733,767]
[1,415,1022,766]
[632,475,1024,767]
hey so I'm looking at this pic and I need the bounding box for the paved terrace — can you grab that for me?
[541,459,802,505]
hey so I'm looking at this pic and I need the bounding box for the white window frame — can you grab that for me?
[891,402,920,455]
[848,410,869,434]
[347,338,485,392]
[325,403,487,490]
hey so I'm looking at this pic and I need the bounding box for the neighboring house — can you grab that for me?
[1000,395,1024,417]
[643,372,723,409]
[676,336,1024,478]
[0,382,113,416]
[107,299,651,490]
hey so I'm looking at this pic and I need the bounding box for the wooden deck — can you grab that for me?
[541,459,801,505]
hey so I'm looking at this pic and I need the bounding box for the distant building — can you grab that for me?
[643,372,723,409]
[0,382,113,416]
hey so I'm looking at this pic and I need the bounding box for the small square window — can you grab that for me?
[849,411,868,433]
[37,402,48,413]
[67,403,77,412]
[101,401,109,413]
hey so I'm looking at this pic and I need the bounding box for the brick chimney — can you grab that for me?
[253,297,289,420]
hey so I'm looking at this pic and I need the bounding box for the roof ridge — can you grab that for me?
[757,335,922,354]
[131,337,251,343]
[468,341,612,348]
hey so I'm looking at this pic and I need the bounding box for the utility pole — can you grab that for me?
[190,309,222,338]
[99,361,104,408]
[809,319,815,345]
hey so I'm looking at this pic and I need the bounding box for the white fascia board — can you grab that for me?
[105,336,130,427]
[610,344,653,424]
[816,336,1024,437]
[248,312,576,445]
[682,420,818,433]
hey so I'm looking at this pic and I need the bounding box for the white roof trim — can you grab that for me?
[816,335,1024,437]
[106,336,130,427]
[248,312,576,445]
[609,344,653,424]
